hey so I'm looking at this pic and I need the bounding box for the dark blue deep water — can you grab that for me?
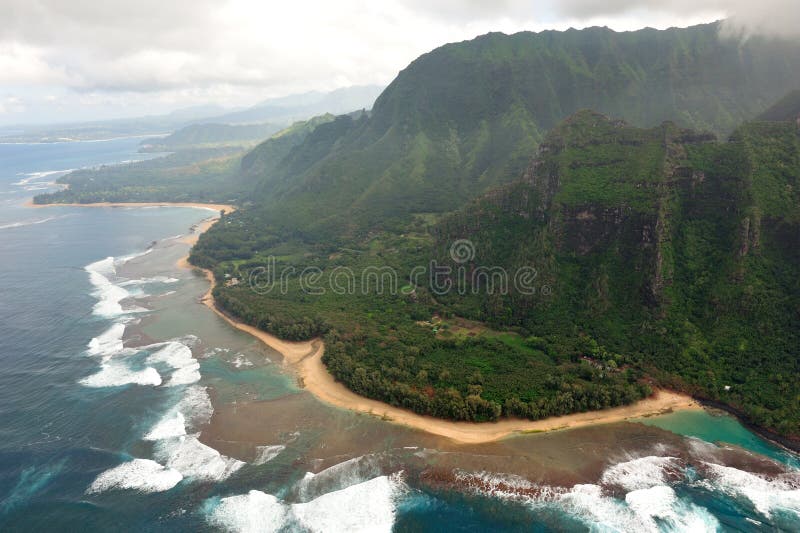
[0,139,798,532]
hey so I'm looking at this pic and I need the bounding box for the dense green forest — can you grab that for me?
[35,23,800,439]
[190,109,800,436]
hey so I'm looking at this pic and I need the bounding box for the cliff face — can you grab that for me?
[240,23,800,240]
[440,111,717,307]
[435,110,800,438]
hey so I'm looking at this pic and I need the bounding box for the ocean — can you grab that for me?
[0,138,798,532]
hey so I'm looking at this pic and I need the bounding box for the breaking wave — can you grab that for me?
[207,474,405,533]
[0,214,71,231]
[86,458,182,494]
[455,454,722,532]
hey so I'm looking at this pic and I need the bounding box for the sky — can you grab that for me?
[1,0,798,125]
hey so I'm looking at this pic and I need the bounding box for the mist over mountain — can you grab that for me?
[234,22,800,239]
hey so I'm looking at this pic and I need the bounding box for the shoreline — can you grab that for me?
[171,215,705,444]
[32,199,709,444]
[26,200,236,214]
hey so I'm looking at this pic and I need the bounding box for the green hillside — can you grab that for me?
[140,122,283,151]
[432,111,800,436]
[240,23,800,239]
[33,23,800,441]
[191,109,800,438]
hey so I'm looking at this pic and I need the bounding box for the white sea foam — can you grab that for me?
[13,169,74,186]
[231,353,254,368]
[600,455,682,491]
[80,362,161,388]
[208,490,288,533]
[144,385,212,439]
[291,474,401,533]
[626,485,720,531]
[146,342,200,386]
[154,435,244,482]
[457,468,719,533]
[295,454,384,501]
[208,475,403,533]
[253,445,286,465]
[85,257,139,318]
[86,323,126,357]
[167,364,201,386]
[178,385,214,428]
[120,276,179,286]
[145,411,187,441]
[0,215,69,231]
[699,463,800,519]
[86,458,182,494]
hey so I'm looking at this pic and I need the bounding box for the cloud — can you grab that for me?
[550,0,800,38]
[0,96,26,115]
[0,0,796,124]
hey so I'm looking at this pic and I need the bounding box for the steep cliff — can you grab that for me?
[435,111,800,437]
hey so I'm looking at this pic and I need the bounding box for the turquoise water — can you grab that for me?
[636,410,799,468]
[0,139,798,531]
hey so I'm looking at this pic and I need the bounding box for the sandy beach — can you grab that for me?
[172,211,704,444]
[296,346,702,443]
[39,200,703,444]
[27,199,236,213]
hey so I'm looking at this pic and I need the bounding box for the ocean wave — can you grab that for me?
[253,445,286,465]
[208,490,287,533]
[86,458,182,494]
[698,462,800,519]
[295,454,384,502]
[85,257,142,318]
[142,384,241,482]
[116,248,152,265]
[231,353,254,368]
[292,474,402,532]
[145,411,187,441]
[144,385,213,441]
[119,276,179,287]
[625,485,720,531]
[12,169,74,186]
[207,474,404,533]
[86,322,126,357]
[600,455,684,491]
[455,465,720,532]
[154,435,244,482]
[80,361,161,388]
[145,341,200,386]
[0,214,70,231]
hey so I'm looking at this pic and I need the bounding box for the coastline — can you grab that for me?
[172,212,705,444]
[40,200,707,444]
[26,200,236,214]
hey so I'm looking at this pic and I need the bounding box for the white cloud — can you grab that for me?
[0,0,797,123]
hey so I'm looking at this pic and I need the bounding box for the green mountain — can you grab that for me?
[33,23,800,441]
[192,105,800,439]
[140,122,283,151]
[433,110,800,436]
[241,22,800,239]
